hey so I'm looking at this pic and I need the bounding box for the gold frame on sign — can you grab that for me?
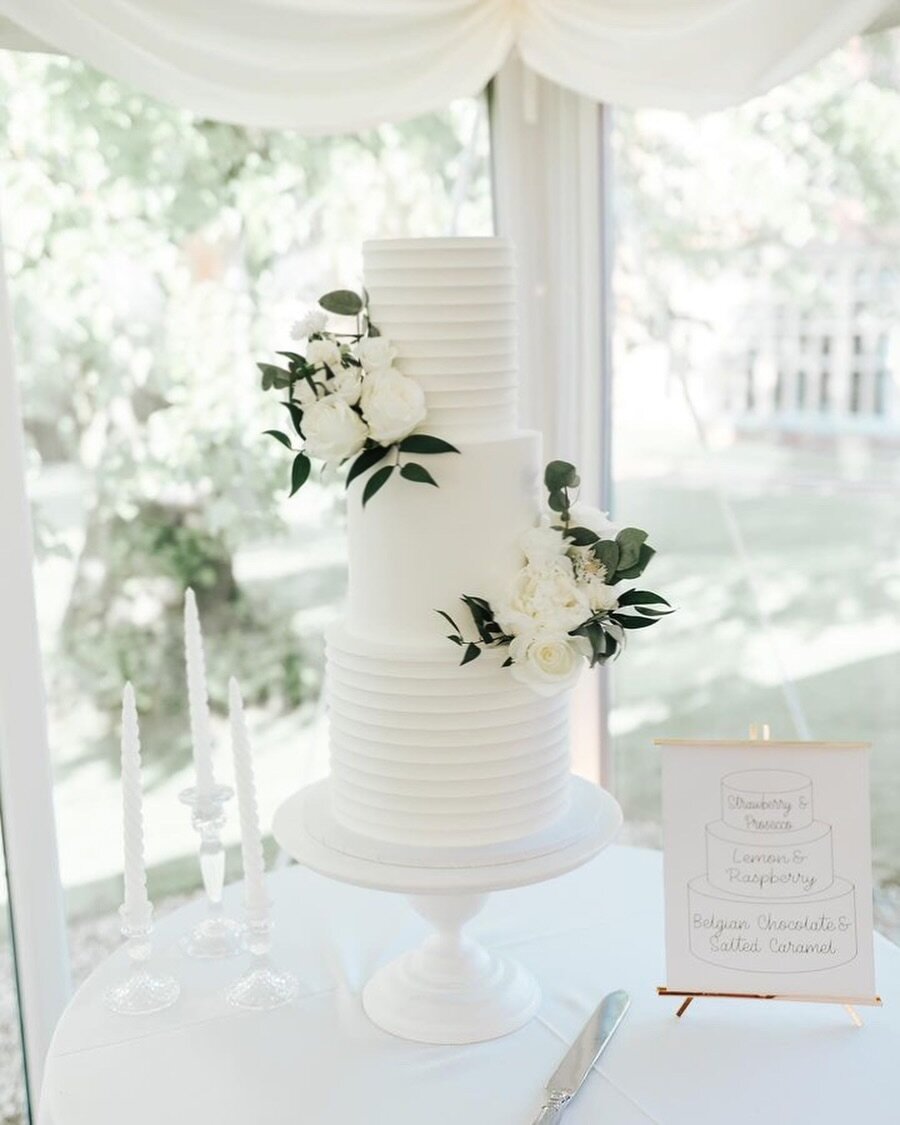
[654,726,882,1025]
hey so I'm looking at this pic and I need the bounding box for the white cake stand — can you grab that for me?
[273,776,622,1044]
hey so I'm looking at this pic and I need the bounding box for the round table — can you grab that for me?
[40,846,900,1124]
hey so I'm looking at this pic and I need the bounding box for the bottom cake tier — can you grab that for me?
[326,624,572,848]
[687,876,858,973]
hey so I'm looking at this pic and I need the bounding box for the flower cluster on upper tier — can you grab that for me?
[438,461,672,696]
[259,289,458,506]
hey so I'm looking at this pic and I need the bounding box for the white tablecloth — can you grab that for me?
[40,846,900,1124]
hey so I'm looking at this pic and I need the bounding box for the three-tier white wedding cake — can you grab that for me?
[326,237,572,849]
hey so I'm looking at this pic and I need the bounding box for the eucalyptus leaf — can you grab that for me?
[289,452,311,497]
[398,434,460,455]
[592,539,620,578]
[565,526,599,546]
[319,289,364,316]
[614,543,656,580]
[362,464,394,506]
[544,460,579,491]
[346,444,390,489]
[615,527,648,571]
[547,490,568,514]
[400,462,438,487]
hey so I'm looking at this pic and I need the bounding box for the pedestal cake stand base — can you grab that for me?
[273,777,622,1044]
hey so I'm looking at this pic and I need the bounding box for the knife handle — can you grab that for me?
[532,1092,571,1124]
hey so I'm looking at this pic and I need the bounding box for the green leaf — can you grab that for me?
[592,539,620,578]
[435,609,461,633]
[263,429,293,450]
[609,612,659,630]
[275,351,306,367]
[501,655,514,668]
[565,526,599,546]
[319,289,364,316]
[547,489,569,514]
[615,527,648,571]
[258,362,292,390]
[398,434,460,455]
[362,464,394,506]
[544,460,580,491]
[346,444,390,489]
[614,543,656,580]
[615,589,670,608]
[280,400,305,437]
[460,643,481,666]
[289,453,311,497]
[635,606,672,617]
[400,462,438,487]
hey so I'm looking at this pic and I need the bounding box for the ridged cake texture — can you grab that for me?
[327,238,571,848]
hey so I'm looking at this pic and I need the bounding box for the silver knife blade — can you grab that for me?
[547,989,630,1098]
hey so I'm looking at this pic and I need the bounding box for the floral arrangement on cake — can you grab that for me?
[259,289,458,505]
[437,460,672,695]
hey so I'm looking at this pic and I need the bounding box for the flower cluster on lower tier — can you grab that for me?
[259,290,458,506]
[439,461,672,696]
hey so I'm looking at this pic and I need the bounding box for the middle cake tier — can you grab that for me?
[326,625,572,848]
[347,431,540,645]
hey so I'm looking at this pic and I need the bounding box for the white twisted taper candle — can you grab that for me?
[228,677,268,919]
[121,682,151,928]
[184,587,216,802]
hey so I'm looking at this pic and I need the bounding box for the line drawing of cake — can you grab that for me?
[687,768,858,973]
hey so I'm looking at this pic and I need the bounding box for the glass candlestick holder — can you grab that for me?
[179,783,243,958]
[104,909,180,1015]
[227,914,298,1010]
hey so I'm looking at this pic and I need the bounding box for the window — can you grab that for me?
[1,47,491,1026]
[610,30,900,938]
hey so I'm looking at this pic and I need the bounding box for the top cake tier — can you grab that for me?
[363,238,517,442]
[721,769,813,833]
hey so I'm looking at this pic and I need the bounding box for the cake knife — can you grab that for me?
[531,989,631,1123]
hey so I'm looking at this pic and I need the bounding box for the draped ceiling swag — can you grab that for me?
[0,0,897,130]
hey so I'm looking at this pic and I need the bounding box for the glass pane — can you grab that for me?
[611,29,900,939]
[0,814,29,1125]
[0,51,492,977]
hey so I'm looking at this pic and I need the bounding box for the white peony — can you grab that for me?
[331,364,363,406]
[520,523,568,567]
[585,579,619,613]
[493,558,589,636]
[508,630,586,696]
[360,366,426,445]
[567,502,617,539]
[357,336,397,372]
[302,397,368,463]
[306,337,344,372]
[290,308,328,340]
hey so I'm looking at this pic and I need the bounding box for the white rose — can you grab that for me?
[586,579,619,613]
[302,397,368,463]
[494,559,589,636]
[331,364,363,405]
[294,373,327,405]
[360,366,426,445]
[520,523,567,567]
[508,630,586,696]
[306,337,343,372]
[290,308,328,340]
[357,336,397,372]
[567,502,618,539]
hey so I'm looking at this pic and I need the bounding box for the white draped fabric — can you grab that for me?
[0,0,895,130]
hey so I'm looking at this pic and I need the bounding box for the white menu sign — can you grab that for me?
[658,738,877,1001]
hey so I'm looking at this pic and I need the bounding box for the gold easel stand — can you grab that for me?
[658,723,883,1026]
[657,988,882,1026]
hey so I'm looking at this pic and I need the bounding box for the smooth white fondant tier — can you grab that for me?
[326,626,572,848]
[688,876,857,973]
[347,431,540,644]
[706,819,834,898]
[364,238,517,441]
[721,769,813,833]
